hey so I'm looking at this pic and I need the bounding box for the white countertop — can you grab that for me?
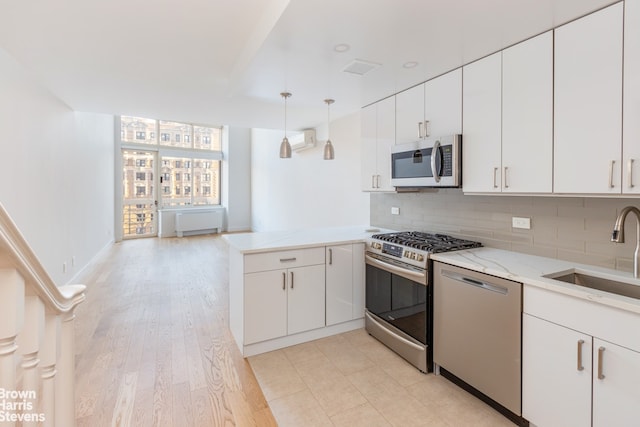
[223,225,392,254]
[431,247,640,315]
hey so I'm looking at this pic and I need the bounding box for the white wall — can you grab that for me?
[223,126,252,232]
[0,47,114,285]
[251,111,370,231]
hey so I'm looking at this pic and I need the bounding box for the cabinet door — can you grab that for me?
[522,314,592,427]
[624,0,640,194]
[375,96,396,192]
[361,103,378,191]
[352,243,365,319]
[244,270,287,344]
[592,338,640,426]
[424,68,462,137]
[462,52,502,192]
[502,31,553,193]
[287,264,326,335]
[554,3,623,194]
[396,84,425,144]
[326,244,353,326]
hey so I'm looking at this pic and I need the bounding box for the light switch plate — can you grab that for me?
[391,207,400,215]
[512,217,531,229]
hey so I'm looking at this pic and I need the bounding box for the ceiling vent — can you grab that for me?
[342,59,381,76]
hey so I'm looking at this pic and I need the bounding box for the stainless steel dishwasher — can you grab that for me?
[433,261,523,421]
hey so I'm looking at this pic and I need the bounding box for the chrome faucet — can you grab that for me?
[611,206,640,278]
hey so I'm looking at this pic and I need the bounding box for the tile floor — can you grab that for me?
[248,328,517,427]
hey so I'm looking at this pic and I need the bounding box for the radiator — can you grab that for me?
[175,210,223,237]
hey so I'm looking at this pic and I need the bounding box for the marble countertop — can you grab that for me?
[431,247,640,315]
[223,225,392,254]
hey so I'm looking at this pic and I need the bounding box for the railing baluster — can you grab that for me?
[17,295,45,427]
[0,268,25,427]
[41,313,60,427]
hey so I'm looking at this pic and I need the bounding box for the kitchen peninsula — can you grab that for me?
[224,226,389,357]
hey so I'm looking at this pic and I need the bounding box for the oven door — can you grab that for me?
[365,253,428,345]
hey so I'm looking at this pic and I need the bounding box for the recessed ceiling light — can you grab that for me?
[334,43,351,53]
[403,61,419,69]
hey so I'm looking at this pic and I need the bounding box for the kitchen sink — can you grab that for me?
[544,269,640,300]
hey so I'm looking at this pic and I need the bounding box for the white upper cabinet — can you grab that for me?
[502,31,553,193]
[462,52,502,193]
[554,2,623,194]
[361,97,395,192]
[463,32,553,194]
[396,69,462,145]
[395,84,425,145]
[624,0,640,194]
[424,68,462,137]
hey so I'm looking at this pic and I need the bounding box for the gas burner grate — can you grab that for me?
[371,231,482,253]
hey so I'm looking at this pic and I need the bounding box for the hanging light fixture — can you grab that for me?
[279,92,292,158]
[323,98,335,160]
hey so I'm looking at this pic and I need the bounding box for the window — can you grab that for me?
[120,116,222,208]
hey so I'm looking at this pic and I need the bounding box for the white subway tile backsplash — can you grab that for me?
[371,190,640,274]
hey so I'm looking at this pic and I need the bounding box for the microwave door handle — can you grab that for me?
[431,140,441,183]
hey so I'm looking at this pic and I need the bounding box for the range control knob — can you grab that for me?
[416,254,425,262]
[404,251,413,259]
[371,242,382,250]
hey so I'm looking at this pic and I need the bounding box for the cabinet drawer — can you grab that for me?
[524,285,640,352]
[244,247,325,273]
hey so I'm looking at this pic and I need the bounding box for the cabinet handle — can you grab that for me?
[280,257,296,262]
[504,166,509,189]
[290,271,294,289]
[493,167,499,189]
[423,120,430,138]
[609,160,615,188]
[328,248,333,265]
[418,121,424,139]
[629,159,635,188]
[577,339,585,371]
[282,272,286,290]
[376,174,381,189]
[597,346,606,380]
[372,175,375,189]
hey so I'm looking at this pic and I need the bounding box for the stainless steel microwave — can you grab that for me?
[390,134,461,188]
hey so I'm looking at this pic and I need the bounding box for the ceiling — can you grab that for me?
[0,0,617,132]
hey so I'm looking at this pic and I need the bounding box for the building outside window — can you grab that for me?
[120,116,223,226]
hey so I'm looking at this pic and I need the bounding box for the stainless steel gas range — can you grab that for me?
[364,231,482,373]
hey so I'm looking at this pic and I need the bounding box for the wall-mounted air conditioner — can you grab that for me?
[290,129,316,151]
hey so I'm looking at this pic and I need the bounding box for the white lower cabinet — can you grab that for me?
[325,243,365,326]
[244,265,325,344]
[523,285,640,427]
[523,314,592,427]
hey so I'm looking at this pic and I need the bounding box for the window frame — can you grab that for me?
[119,116,223,210]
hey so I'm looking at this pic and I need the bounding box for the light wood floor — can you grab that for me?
[73,234,277,426]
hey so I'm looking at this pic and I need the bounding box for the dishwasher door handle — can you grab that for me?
[441,270,509,295]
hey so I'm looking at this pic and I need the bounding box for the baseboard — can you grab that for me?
[66,238,114,285]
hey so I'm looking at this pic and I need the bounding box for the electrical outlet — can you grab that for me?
[512,217,531,230]
[391,207,400,215]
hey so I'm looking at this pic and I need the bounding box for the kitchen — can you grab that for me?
[1,0,640,426]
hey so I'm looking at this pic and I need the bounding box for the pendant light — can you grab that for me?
[323,98,335,160]
[279,92,292,158]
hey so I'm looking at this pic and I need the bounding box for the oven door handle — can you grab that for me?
[365,254,426,283]
[365,312,426,352]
